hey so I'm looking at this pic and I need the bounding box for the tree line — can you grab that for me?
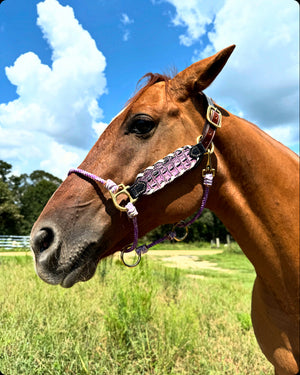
[0,160,62,235]
[0,159,230,241]
[145,209,230,244]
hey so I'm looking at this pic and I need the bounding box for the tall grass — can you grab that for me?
[0,253,272,374]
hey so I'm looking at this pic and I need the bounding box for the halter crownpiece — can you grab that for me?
[68,93,222,267]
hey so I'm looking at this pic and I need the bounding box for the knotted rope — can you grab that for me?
[68,167,214,267]
[68,168,138,219]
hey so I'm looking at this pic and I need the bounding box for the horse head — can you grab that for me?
[30,45,235,287]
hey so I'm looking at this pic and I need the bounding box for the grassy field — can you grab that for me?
[0,246,273,375]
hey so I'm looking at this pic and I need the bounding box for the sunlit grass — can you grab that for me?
[0,252,272,374]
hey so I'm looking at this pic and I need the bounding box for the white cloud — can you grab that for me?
[120,13,134,42]
[40,142,84,178]
[0,0,108,178]
[122,30,130,42]
[121,13,134,25]
[161,0,299,152]
[92,121,109,138]
[265,126,298,149]
[165,0,225,46]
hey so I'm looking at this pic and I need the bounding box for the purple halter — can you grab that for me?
[68,94,221,267]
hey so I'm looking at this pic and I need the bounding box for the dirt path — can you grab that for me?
[148,249,223,256]
[147,250,232,273]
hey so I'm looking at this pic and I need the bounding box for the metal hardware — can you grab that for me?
[206,105,222,128]
[172,223,189,242]
[202,146,216,177]
[109,184,137,212]
[196,134,203,144]
[68,93,218,269]
[121,247,142,267]
[205,142,214,155]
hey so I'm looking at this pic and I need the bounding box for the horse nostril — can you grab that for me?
[33,228,55,253]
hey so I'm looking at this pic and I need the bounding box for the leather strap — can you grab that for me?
[200,96,221,149]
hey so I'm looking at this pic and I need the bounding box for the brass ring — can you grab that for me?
[120,249,141,268]
[172,224,189,242]
[196,135,203,143]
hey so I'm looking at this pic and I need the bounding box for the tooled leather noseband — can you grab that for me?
[68,93,221,267]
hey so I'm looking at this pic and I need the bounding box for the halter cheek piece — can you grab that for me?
[68,93,221,267]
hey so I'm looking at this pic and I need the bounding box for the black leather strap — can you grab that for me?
[189,142,206,159]
[128,181,147,200]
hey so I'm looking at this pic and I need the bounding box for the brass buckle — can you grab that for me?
[109,184,137,212]
[206,105,222,128]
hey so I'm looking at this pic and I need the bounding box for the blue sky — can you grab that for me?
[0,0,299,178]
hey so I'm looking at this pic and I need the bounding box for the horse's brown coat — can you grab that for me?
[31,46,299,374]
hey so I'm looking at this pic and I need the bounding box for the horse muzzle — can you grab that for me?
[30,222,100,288]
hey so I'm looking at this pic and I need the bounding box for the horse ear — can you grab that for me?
[171,45,235,99]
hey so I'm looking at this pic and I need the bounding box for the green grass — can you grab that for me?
[0,250,273,375]
[0,247,30,252]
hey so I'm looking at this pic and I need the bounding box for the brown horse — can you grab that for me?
[31,45,299,374]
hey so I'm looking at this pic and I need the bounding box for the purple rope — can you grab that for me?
[68,167,214,264]
[122,216,139,253]
[177,185,210,228]
[135,232,176,256]
[125,202,138,218]
[68,168,105,184]
[134,173,214,256]
[68,168,119,193]
[68,168,140,256]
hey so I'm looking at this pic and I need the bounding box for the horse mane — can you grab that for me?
[126,73,171,107]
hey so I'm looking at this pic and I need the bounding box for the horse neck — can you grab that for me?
[207,113,299,309]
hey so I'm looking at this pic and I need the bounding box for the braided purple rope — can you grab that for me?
[135,231,176,256]
[68,167,213,266]
[68,168,139,220]
[68,168,139,253]
[125,202,138,218]
[122,216,139,253]
[68,168,119,194]
[177,174,212,228]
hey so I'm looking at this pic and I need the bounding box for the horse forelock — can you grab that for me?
[107,73,172,131]
[126,72,171,107]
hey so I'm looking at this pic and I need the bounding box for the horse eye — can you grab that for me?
[128,116,156,136]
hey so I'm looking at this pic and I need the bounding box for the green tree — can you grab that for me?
[0,160,62,235]
[144,208,230,244]
[0,180,23,234]
[29,170,62,186]
[189,209,215,242]
[8,173,29,205]
[20,175,62,234]
[0,160,12,183]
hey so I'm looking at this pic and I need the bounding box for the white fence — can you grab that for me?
[0,235,30,250]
